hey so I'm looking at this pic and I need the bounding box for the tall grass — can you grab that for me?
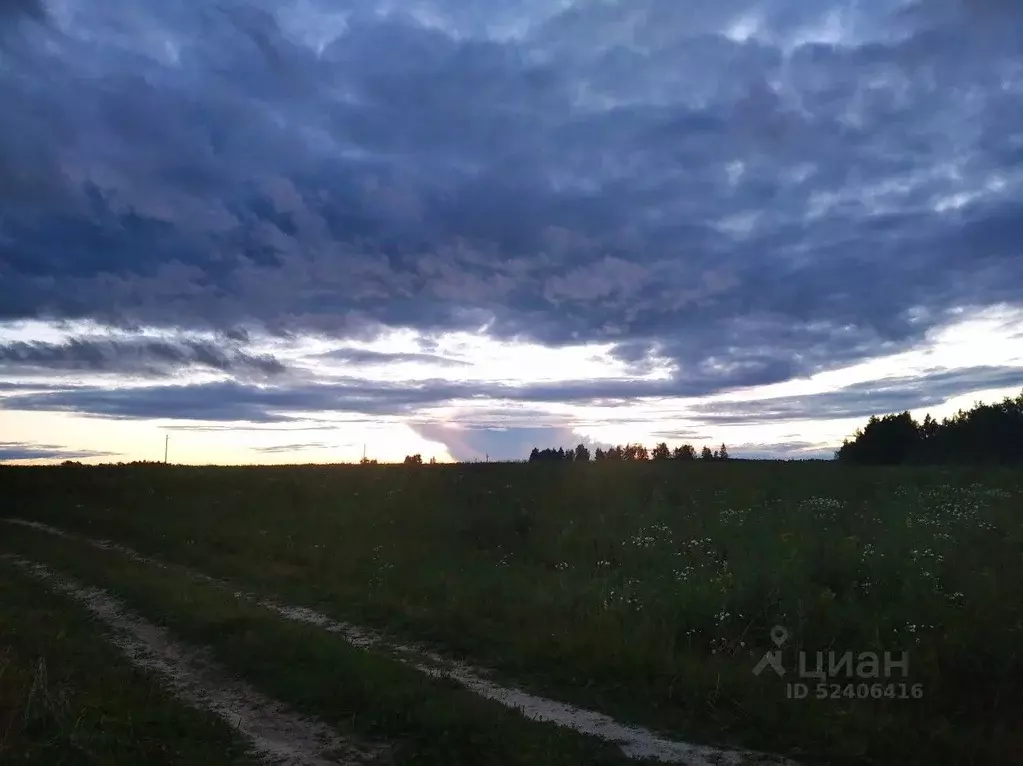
[2,460,1021,764]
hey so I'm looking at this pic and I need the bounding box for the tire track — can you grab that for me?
[3,518,796,766]
[0,552,388,766]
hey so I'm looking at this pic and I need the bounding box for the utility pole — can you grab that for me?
[164,434,169,464]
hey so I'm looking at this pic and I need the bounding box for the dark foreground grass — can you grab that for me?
[0,558,258,766]
[2,461,1022,764]
[0,522,630,766]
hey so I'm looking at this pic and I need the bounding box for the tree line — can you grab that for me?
[836,389,1023,465]
[528,442,729,462]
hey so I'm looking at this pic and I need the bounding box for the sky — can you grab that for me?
[1,0,1021,465]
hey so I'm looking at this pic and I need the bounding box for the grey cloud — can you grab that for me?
[692,366,1023,425]
[0,0,46,23]
[0,0,1020,404]
[647,429,707,441]
[0,372,782,423]
[0,380,453,422]
[2,362,1021,432]
[254,442,331,454]
[223,327,251,342]
[162,423,341,433]
[0,441,114,462]
[0,381,81,391]
[0,337,286,378]
[0,357,800,432]
[318,348,470,367]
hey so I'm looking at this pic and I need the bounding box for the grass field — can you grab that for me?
[1,460,1020,765]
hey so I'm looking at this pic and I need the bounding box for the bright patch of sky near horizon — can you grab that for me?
[3,304,1021,464]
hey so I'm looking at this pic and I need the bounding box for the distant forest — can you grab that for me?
[836,389,1023,465]
[523,388,1023,467]
[528,443,729,462]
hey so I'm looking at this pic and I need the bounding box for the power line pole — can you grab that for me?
[164,434,169,464]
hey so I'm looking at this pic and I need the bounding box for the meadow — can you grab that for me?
[1,460,1020,765]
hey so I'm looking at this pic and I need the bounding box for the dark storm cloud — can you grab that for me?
[0,0,46,23]
[1,0,1022,400]
[0,441,114,461]
[692,366,1023,425]
[0,338,286,377]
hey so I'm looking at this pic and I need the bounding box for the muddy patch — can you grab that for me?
[0,553,387,766]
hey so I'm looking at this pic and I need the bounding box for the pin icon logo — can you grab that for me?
[753,625,788,676]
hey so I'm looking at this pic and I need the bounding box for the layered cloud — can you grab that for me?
[1,0,1021,462]
[691,366,1023,425]
[0,337,286,378]
[0,441,113,461]
[5,361,1020,426]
